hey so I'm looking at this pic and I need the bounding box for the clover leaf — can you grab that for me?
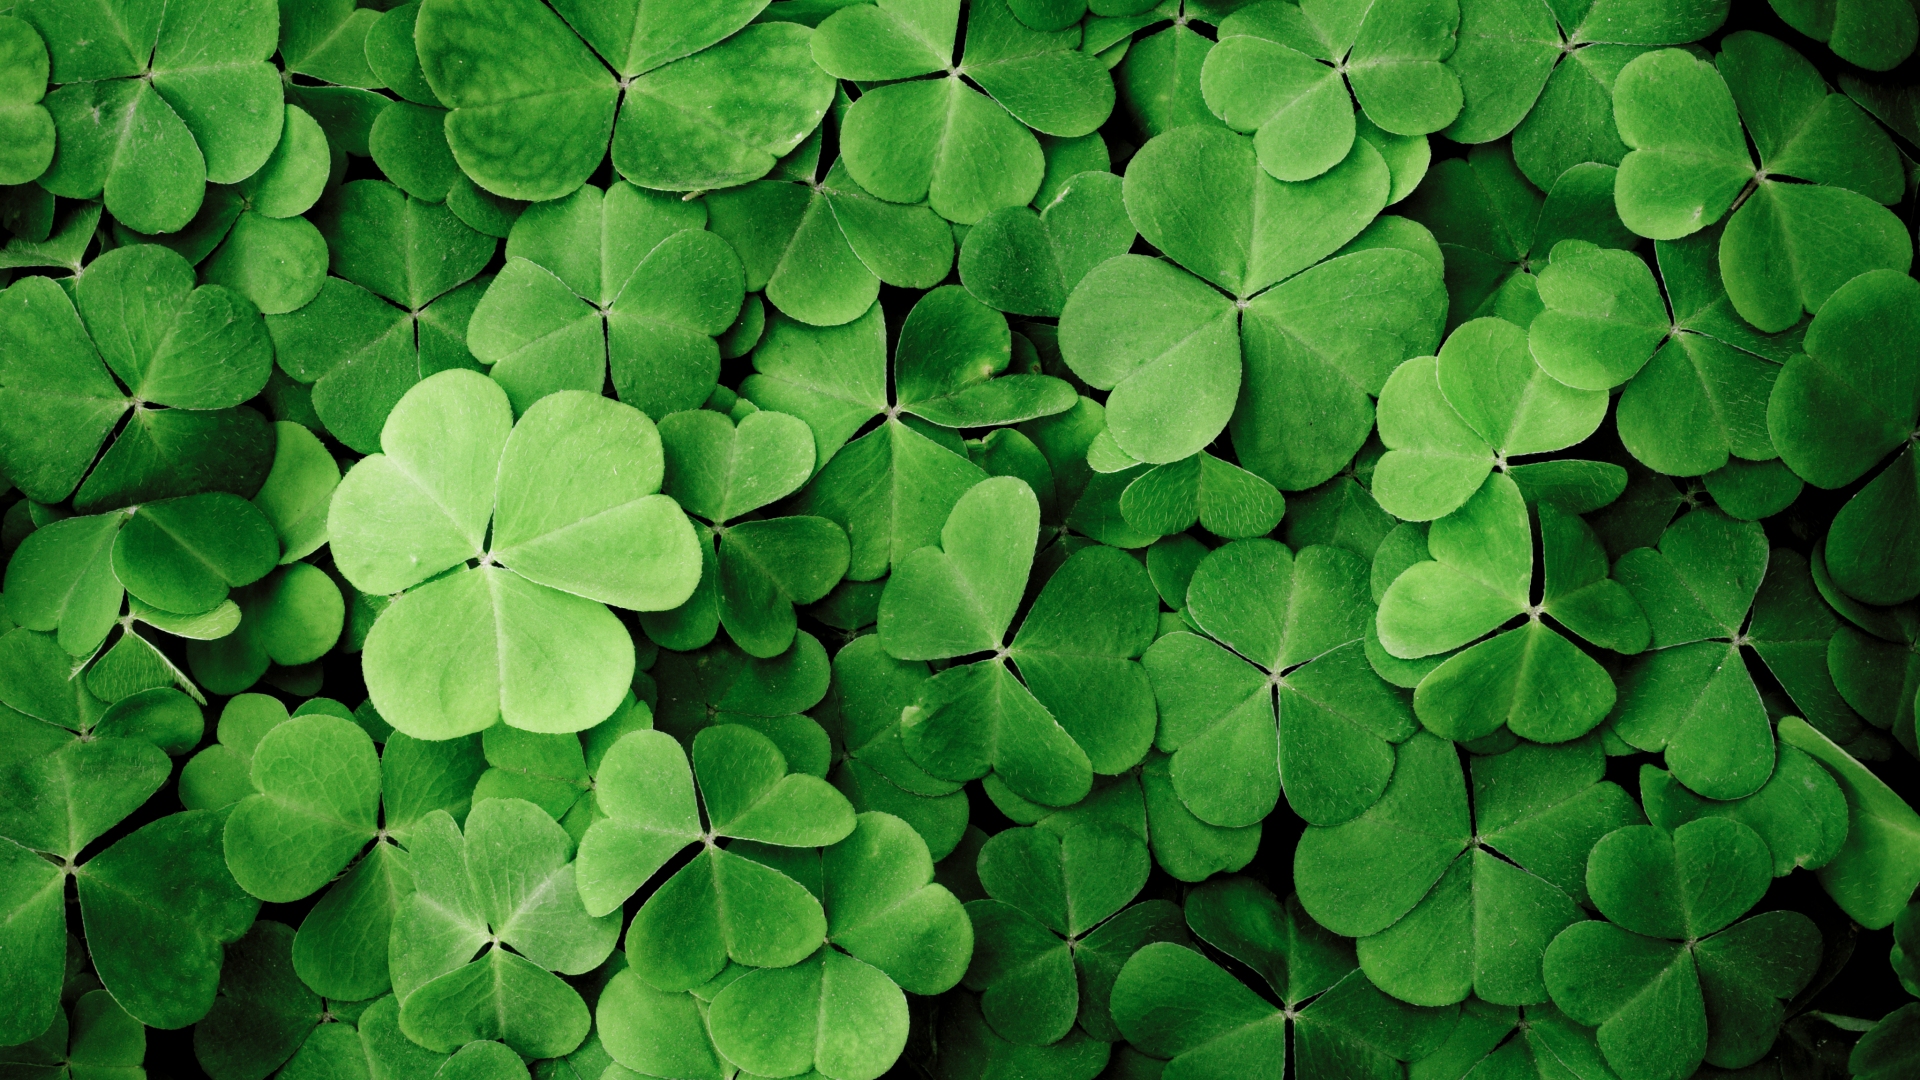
[466,180,743,418]
[1542,818,1822,1080]
[1640,741,1848,877]
[389,798,618,1058]
[1612,39,1910,331]
[0,17,54,186]
[879,476,1161,807]
[1778,715,1920,931]
[1117,449,1287,540]
[1062,123,1444,477]
[330,370,703,738]
[1198,0,1463,184]
[1769,0,1916,72]
[1143,537,1413,828]
[1,989,145,1080]
[1295,733,1642,1008]
[269,180,497,453]
[958,169,1135,319]
[1821,557,1920,756]
[1375,472,1645,743]
[822,0,1116,224]
[650,630,833,754]
[415,0,833,200]
[191,920,373,1080]
[1612,509,1866,798]
[749,292,1075,578]
[0,245,274,511]
[934,990,1112,1080]
[25,0,282,233]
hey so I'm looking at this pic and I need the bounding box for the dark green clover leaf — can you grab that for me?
[3,986,148,1080]
[1373,317,1604,521]
[958,169,1135,318]
[465,180,741,418]
[644,407,847,658]
[1198,0,1462,184]
[1407,998,1634,1080]
[880,476,1160,807]
[1778,715,1920,931]
[270,179,497,453]
[1770,0,1916,71]
[602,725,857,991]
[1613,510,1865,799]
[1543,818,1822,1080]
[192,920,372,1080]
[1640,742,1848,877]
[330,370,703,738]
[1401,141,1636,332]
[1063,123,1443,477]
[708,154,954,328]
[934,991,1112,1080]
[649,630,833,753]
[704,812,972,1080]
[1821,558,1920,756]
[415,0,832,200]
[1143,537,1413,828]
[184,563,348,697]
[962,821,1178,1045]
[279,0,383,88]
[1296,734,1642,1008]
[26,0,282,233]
[0,16,54,185]
[1769,270,1920,606]
[390,798,619,1058]
[825,0,1116,224]
[0,245,273,511]
[1852,1003,1920,1080]
[1110,941,1458,1080]
[1612,40,1909,332]
[1376,473,1645,744]
[750,292,1074,578]
[1443,0,1725,159]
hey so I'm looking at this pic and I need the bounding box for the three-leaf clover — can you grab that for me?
[1542,818,1821,1080]
[329,370,703,738]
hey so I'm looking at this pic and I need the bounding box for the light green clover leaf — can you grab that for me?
[957,169,1135,319]
[330,370,702,739]
[0,17,55,186]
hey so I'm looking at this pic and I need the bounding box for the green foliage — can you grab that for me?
[1,5,1916,1080]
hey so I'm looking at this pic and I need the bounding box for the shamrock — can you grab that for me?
[269,179,498,453]
[1400,142,1636,331]
[1611,509,1866,799]
[1611,36,1909,331]
[1769,0,1916,71]
[415,0,834,200]
[1770,270,1920,606]
[958,169,1136,319]
[1542,817,1822,1080]
[192,920,381,1080]
[1372,316,1605,521]
[24,0,283,233]
[1064,122,1444,479]
[878,476,1162,807]
[0,17,54,186]
[1142,536,1415,829]
[748,291,1076,578]
[707,151,955,328]
[388,797,618,1058]
[1295,733,1642,1008]
[1375,472,1647,744]
[636,407,848,658]
[1110,938,1458,1080]
[0,244,274,512]
[961,821,1182,1045]
[0,807,259,1036]
[1441,0,1726,175]
[1,990,144,1080]
[329,370,704,739]
[217,712,487,1001]
[817,0,1116,224]
[1778,715,1920,932]
[465,180,744,419]
[1198,0,1463,184]
[1409,998,1634,1080]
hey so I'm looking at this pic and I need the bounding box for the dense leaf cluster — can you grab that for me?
[2,1,1920,1080]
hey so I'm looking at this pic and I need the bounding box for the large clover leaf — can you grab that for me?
[1198,0,1463,184]
[1375,472,1646,744]
[0,244,274,511]
[415,0,833,200]
[466,180,743,419]
[1611,38,1910,331]
[1612,508,1867,799]
[748,292,1076,579]
[388,797,618,1058]
[1142,537,1414,829]
[25,0,282,233]
[268,179,497,453]
[330,370,703,738]
[1542,818,1821,1080]
[878,476,1161,807]
[0,17,54,186]
[1295,733,1641,1008]
[1061,123,1444,477]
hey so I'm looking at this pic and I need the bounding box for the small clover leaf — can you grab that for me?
[958,169,1137,319]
